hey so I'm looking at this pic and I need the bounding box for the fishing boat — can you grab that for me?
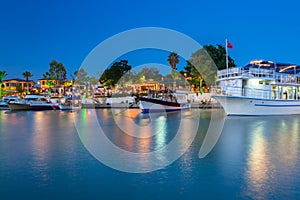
[213,60,300,116]
[8,94,60,111]
[138,89,189,113]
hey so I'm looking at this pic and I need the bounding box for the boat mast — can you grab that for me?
[226,39,229,79]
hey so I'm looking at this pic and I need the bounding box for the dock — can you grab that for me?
[190,102,222,109]
[80,102,221,109]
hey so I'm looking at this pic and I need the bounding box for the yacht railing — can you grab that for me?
[212,86,273,100]
[212,86,300,100]
[275,73,300,84]
[217,67,300,85]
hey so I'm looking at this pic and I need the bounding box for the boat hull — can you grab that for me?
[0,103,9,110]
[8,102,59,111]
[8,102,32,111]
[138,97,189,113]
[59,104,81,110]
[30,104,60,110]
[213,95,300,116]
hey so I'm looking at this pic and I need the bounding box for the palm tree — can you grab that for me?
[167,52,179,70]
[0,71,8,99]
[168,52,180,89]
[22,71,33,93]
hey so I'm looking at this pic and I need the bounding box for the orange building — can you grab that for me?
[2,78,35,93]
[37,79,72,94]
[37,79,58,90]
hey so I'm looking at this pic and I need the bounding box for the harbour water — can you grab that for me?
[0,109,300,199]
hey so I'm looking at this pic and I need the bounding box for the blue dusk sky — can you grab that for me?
[0,0,300,80]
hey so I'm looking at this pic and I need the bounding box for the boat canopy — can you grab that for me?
[24,94,48,101]
[243,60,300,74]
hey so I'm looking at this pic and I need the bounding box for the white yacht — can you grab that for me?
[213,60,300,116]
[8,94,60,111]
[0,96,20,110]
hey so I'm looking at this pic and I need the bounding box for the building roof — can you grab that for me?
[244,60,300,74]
[3,78,35,82]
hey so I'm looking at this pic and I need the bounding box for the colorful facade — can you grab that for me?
[2,78,35,92]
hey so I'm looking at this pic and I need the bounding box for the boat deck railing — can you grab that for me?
[217,67,300,85]
[212,86,271,99]
[211,86,300,100]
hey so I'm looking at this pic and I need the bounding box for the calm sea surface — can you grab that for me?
[0,109,300,199]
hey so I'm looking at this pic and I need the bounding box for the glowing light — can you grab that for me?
[279,65,297,73]
[246,124,270,196]
[250,60,264,64]
[249,60,275,67]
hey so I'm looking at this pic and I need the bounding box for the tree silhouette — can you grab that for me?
[167,52,179,70]
[100,60,132,87]
[43,60,67,86]
[0,71,8,99]
[22,71,33,93]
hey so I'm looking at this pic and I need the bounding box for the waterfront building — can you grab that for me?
[2,78,35,93]
[37,79,71,94]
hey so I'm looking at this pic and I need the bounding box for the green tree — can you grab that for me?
[180,60,203,89]
[137,67,162,82]
[203,44,236,70]
[88,75,99,86]
[73,68,88,85]
[167,52,180,89]
[100,60,132,87]
[121,70,138,84]
[182,44,236,89]
[0,71,8,99]
[167,52,179,70]
[22,71,33,93]
[43,60,67,85]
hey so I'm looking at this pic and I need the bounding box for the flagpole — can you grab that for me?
[226,39,229,79]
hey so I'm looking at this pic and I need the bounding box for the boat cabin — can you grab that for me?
[216,60,300,100]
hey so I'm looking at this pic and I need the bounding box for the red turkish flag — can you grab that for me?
[226,40,233,49]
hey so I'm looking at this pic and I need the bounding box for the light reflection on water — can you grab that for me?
[220,116,300,199]
[0,110,300,199]
[74,108,200,173]
[31,112,53,186]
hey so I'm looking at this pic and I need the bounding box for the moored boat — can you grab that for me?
[8,94,59,111]
[0,96,20,110]
[58,101,81,110]
[213,60,300,116]
[138,89,189,113]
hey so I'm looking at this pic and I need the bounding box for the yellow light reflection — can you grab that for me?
[246,124,271,196]
[154,116,167,148]
[126,109,140,119]
[246,117,299,197]
[31,112,53,182]
[276,119,299,168]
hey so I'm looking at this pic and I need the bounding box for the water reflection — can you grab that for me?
[246,122,271,198]
[31,112,53,185]
[221,115,300,199]
[75,108,200,173]
[0,111,84,189]
[1,109,300,199]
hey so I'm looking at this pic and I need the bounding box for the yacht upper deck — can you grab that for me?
[217,60,300,85]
